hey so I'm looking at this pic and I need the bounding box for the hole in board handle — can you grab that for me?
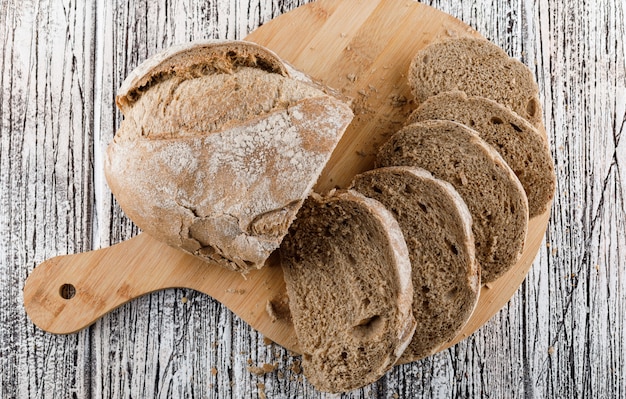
[59,283,76,300]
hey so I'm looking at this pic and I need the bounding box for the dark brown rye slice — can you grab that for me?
[280,190,415,393]
[408,91,555,217]
[377,120,529,283]
[350,166,479,362]
[408,37,543,129]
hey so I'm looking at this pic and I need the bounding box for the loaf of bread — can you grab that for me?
[280,190,416,392]
[104,40,354,272]
[408,38,543,129]
[408,91,555,217]
[350,166,479,362]
[377,120,529,283]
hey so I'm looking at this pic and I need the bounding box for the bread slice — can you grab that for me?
[377,120,529,283]
[105,40,354,272]
[280,190,416,392]
[408,91,555,217]
[408,38,543,129]
[350,166,479,362]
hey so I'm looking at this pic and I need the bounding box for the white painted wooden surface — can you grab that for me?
[1,0,624,397]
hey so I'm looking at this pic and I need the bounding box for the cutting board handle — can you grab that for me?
[23,233,299,350]
[23,234,172,334]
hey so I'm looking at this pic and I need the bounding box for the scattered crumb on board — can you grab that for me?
[265,294,291,322]
[225,288,246,294]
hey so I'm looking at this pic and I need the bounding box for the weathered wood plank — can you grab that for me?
[0,0,95,398]
[1,0,625,397]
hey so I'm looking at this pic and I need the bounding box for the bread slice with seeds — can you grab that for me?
[377,120,528,283]
[350,166,479,362]
[280,190,416,392]
[408,91,555,217]
[408,38,543,129]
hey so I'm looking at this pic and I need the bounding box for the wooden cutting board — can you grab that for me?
[23,0,551,356]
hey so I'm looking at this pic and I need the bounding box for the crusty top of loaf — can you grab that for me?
[408,91,555,217]
[408,38,543,129]
[280,190,415,392]
[116,40,288,112]
[350,166,479,362]
[377,120,529,283]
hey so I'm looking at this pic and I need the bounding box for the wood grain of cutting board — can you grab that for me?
[23,0,551,357]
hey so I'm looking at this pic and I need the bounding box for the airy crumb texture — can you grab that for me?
[408,38,543,129]
[350,166,479,362]
[408,91,555,217]
[105,40,353,272]
[280,190,415,393]
[377,120,529,283]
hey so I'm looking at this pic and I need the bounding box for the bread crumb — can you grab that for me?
[247,362,278,375]
[389,94,408,108]
[277,370,284,379]
[225,288,246,294]
[392,393,400,399]
[446,29,458,37]
[340,32,347,38]
[257,383,267,399]
[266,294,291,322]
[181,296,188,304]
[484,282,494,289]
[263,336,274,346]
[347,73,357,83]
[290,359,302,374]
[548,346,556,355]
[211,367,218,376]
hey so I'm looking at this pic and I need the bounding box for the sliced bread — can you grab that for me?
[280,190,416,392]
[350,166,479,362]
[105,40,353,272]
[408,38,543,129]
[377,120,529,283]
[408,91,555,217]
